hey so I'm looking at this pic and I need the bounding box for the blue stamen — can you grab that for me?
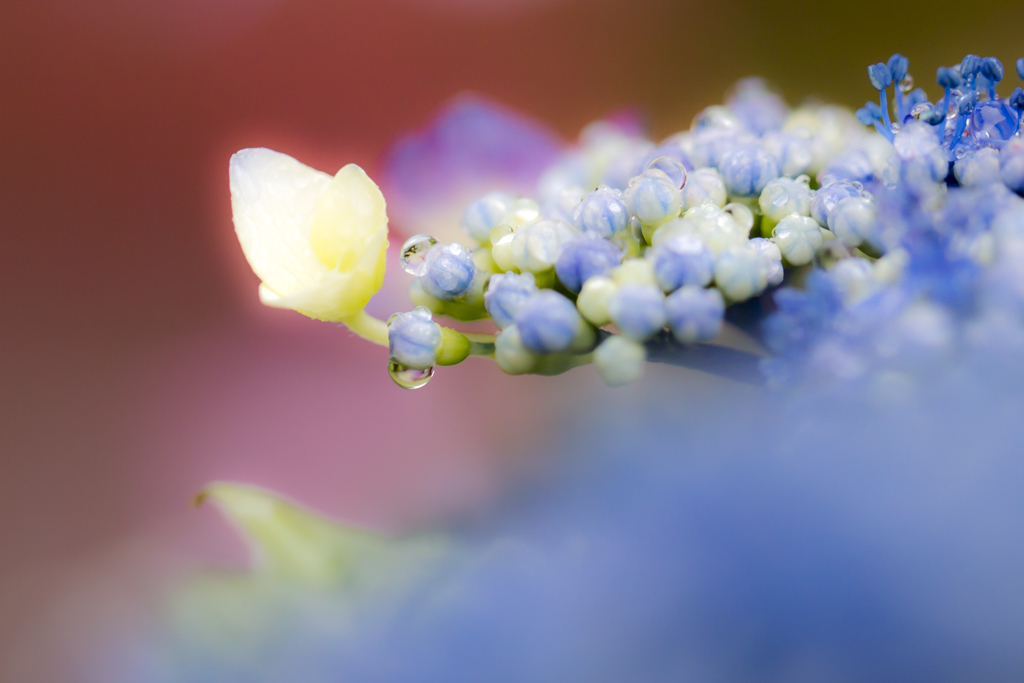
[888,54,909,121]
[961,54,982,89]
[1016,57,1024,81]
[982,57,1003,101]
[949,89,977,159]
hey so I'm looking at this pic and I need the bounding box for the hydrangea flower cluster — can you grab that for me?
[228,53,1024,390]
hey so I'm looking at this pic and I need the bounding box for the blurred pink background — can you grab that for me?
[1,0,1021,680]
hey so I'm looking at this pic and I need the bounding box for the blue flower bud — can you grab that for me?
[759,176,814,222]
[388,307,441,370]
[607,284,666,341]
[774,214,824,266]
[749,237,784,286]
[1010,88,1024,111]
[999,139,1024,192]
[680,168,728,209]
[761,131,814,179]
[960,54,982,80]
[572,186,630,239]
[811,180,865,227]
[484,271,537,328]
[828,196,877,246]
[624,170,682,227]
[819,149,875,187]
[593,336,646,387]
[515,290,583,354]
[718,143,780,198]
[647,234,714,292]
[982,57,1004,83]
[461,191,515,243]
[888,53,909,83]
[1017,58,1024,81]
[418,242,476,301]
[726,77,789,136]
[665,285,725,343]
[936,66,961,89]
[714,246,769,301]
[868,63,893,91]
[856,106,878,126]
[554,235,623,293]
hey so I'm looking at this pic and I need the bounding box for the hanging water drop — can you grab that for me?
[388,360,434,389]
[899,75,914,94]
[644,156,688,189]
[400,234,438,276]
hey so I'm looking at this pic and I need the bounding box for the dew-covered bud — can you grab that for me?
[555,235,623,293]
[624,170,683,231]
[461,191,515,243]
[665,285,725,343]
[748,237,784,286]
[419,243,477,300]
[718,143,780,198]
[954,147,1001,187]
[680,167,728,210]
[515,290,587,354]
[572,186,630,239]
[388,306,442,370]
[811,180,865,227]
[774,214,825,266]
[714,245,769,301]
[510,219,578,273]
[484,271,538,329]
[576,275,618,326]
[828,196,877,247]
[607,284,666,341]
[593,336,646,387]
[1000,138,1024,192]
[494,324,537,375]
[646,234,714,292]
[758,176,813,223]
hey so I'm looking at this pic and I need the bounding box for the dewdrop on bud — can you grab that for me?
[594,336,646,387]
[624,170,683,239]
[758,176,813,224]
[680,168,727,210]
[461,191,515,243]
[387,306,441,370]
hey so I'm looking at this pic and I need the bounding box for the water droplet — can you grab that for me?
[400,234,438,276]
[510,198,540,226]
[388,360,434,389]
[644,155,687,189]
[899,75,914,94]
[628,215,645,243]
[890,122,901,133]
[954,146,968,159]
[490,223,514,245]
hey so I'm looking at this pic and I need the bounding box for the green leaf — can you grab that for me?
[195,482,450,591]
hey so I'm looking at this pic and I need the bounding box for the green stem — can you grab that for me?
[341,310,389,347]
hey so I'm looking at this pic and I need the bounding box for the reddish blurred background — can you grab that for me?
[1,0,1021,680]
